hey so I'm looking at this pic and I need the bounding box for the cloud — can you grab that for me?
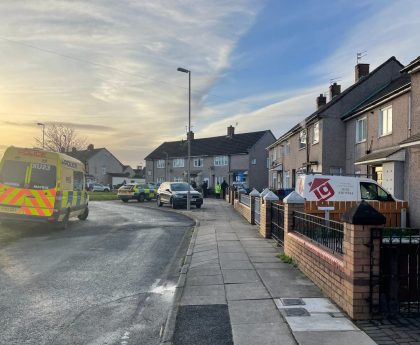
[2,121,116,132]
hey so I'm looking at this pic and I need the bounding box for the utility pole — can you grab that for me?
[37,123,45,149]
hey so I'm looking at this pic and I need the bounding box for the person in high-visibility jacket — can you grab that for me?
[215,182,221,199]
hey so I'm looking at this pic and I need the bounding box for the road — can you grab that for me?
[0,201,194,345]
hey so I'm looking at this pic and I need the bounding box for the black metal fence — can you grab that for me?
[271,203,284,245]
[370,227,420,317]
[254,197,261,225]
[292,211,344,254]
[239,193,251,207]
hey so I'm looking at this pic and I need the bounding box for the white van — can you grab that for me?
[295,174,396,202]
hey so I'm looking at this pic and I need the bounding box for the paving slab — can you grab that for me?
[249,256,281,263]
[228,299,284,325]
[186,274,224,286]
[293,330,377,345]
[232,322,296,345]
[285,313,358,332]
[220,260,254,270]
[225,282,271,301]
[190,258,219,268]
[188,267,222,276]
[219,252,249,261]
[183,284,225,297]
[275,298,341,313]
[218,246,246,253]
[222,269,260,284]
[180,295,227,306]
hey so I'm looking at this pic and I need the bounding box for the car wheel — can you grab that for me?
[78,206,89,220]
[138,194,145,202]
[59,211,70,230]
[196,204,202,209]
[122,199,128,203]
[157,196,163,207]
[104,188,110,192]
[171,198,177,209]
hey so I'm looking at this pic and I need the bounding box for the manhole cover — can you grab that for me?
[281,298,305,306]
[283,307,310,317]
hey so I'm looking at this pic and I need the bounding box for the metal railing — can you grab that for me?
[271,203,284,245]
[293,211,344,254]
[239,193,251,207]
[254,197,261,225]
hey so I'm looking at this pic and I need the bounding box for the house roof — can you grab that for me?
[399,132,420,147]
[342,72,411,120]
[269,56,404,147]
[401,56,420,73]
[66,148,104,162]
[145,130,272,160]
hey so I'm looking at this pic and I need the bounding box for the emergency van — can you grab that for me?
[296,174,396,202]
[0,146,89,228]
[117,183,155,202]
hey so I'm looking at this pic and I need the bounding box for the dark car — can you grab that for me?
[157,182,203,209]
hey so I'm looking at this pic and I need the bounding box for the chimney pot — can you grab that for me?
[316,94,327,109]
[71,147,77,152]
[355,63,370,82]
[227,125,235,137]
[330,83,341,99]
[87,144,94,151]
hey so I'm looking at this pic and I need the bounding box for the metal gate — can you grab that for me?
[254,197,261,225]
[271,203,284,246]
[370,228,420,316]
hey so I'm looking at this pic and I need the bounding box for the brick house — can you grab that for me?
[344,56,420,225]
[145,126,275,190]
[267,57,403,190]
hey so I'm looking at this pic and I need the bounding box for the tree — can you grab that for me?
[35,123,88,152]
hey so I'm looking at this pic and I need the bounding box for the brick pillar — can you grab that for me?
[283,192,305,256]
[259,198,271,238]
[250,196,256,225]
[341,202,385,320]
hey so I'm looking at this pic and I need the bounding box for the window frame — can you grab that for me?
[193,158,203,167]
[157,159,165,169]
[378,105,392,137]
[312,122,320,144]
[298,130,307,150]
[356,117,367,143]
[251,158,257,165]
[172,158,185,168]
[214,155,228,166]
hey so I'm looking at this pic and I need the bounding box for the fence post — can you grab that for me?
[249,189,260,226]
[259,191,279,238]
[341,202,385,320]
[283,191,305,256]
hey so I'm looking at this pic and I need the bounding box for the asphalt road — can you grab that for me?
[0,201,194,345]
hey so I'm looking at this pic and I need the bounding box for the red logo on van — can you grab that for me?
[309,178,335,201]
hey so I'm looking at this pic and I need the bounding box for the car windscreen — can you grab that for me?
[360,182,392,201]
[170,183,194,192]
[29,163,57,190]
[0,160,29,188]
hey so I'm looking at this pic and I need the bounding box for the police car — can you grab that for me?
[117,183,155,203]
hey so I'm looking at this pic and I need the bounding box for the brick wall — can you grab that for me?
[233,199,252,223]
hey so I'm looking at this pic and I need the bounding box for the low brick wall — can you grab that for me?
[234,199,252,223]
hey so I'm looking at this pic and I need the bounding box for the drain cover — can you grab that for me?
[281,298,305,306]
[283,307,310,317]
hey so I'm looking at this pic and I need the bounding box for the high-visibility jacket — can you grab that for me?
[215,184,221,194]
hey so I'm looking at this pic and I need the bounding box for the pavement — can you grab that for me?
[164,198,377,345]
[0,201,193,345]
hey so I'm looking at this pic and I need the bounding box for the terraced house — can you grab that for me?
[267,56,404,190]
[145,126,275,190]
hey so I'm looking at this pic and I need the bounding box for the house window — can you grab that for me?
[379,106,392,136]
[251,158,257,165]
[284,171,290,188]
[272,174,277,189]
[193,158,203,167]
[157,177,164,184]
[216,176,225,184]
[173,177,183,182]
[102,167,106,175]
[173,159,184,168]
[214,156,228,166]
[299,130,306,150]
[312,122,319,144]
[266,158,269,169]
[356,117,367,143]
[273,148,277,162]
[329,167,342,175]
[283,141,290,155]
[157,159,165,168]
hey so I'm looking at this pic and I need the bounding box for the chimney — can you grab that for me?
[187,131,194,140]
[355,63,370,82]
[330,82,341,99]
[316,94,327,109]
[71,147,77,153]
[227,125,235,137]
[87,144,94,151]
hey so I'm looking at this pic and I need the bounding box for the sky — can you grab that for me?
[0,0,419,167]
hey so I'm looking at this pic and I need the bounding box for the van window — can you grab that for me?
[73,171,84,191]
[360,182,392,201]
[29,163,57,190]
[0,160,29,188]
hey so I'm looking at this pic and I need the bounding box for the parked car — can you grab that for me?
[91,183,110,192]
[117,183,155,203]
[157,182,203,209]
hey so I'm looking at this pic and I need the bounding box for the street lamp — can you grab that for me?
[177,67,191,210]
[61,134,67,152]
[37,123,45,149]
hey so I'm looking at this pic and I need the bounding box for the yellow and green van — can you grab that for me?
[0,146,89,228]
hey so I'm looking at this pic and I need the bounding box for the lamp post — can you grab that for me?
[163,151,169,181]
[37,123,45,149]
[61,134,67,152]
[177,67,191,210]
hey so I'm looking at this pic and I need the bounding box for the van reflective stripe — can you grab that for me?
[67,192,73,206]
[0,187,14,203]
[8,189,28,205]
